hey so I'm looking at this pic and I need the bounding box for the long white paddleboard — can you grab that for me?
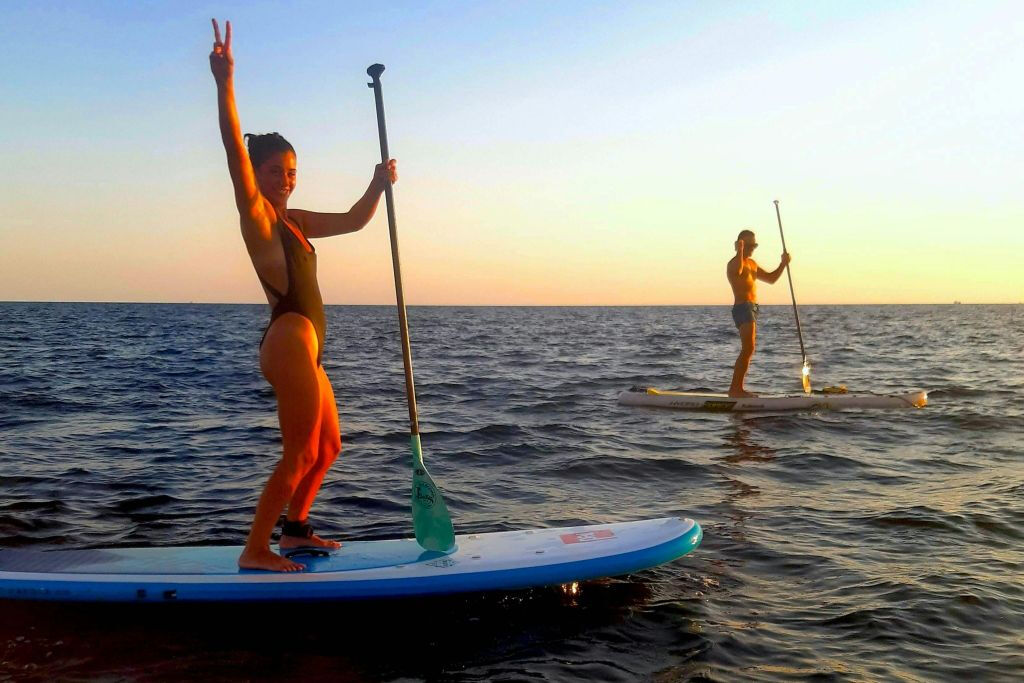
[619,386,927,412]
[0,517,701,603]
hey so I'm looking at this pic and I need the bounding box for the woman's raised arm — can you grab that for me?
[210,19,266,228]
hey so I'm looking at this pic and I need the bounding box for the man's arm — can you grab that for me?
[729,240,748,277]
[757,252,791,284]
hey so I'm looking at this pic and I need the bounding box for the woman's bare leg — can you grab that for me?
[281,366,343,549]
[239,314,321,571]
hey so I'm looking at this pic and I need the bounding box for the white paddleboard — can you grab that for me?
[0,517,701,603]
[619,386,927,412]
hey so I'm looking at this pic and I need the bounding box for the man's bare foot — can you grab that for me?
[238,547,305,572]
[279,533,342,550]
[728,389,758,398]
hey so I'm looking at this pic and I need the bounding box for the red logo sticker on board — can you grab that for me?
[560,529,615,544]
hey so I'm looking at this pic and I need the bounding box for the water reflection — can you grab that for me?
[0,579,661,680]
[722,415,778,465]
[713,416,779,543]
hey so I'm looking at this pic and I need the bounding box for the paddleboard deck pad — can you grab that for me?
[0,517,701,603]
[620,386,927,411]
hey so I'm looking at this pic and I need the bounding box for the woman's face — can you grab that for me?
[255,150,297,207]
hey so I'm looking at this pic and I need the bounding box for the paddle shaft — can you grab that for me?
[368,65,420,436]
[773,200,808,364]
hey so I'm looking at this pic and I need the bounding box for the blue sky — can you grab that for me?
[2,1,1021,303]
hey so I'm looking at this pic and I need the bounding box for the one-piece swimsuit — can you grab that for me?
[258,214,326,365]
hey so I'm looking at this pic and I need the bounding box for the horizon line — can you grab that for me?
[0,300,1015,307]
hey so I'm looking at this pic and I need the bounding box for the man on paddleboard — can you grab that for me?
[727,230,790,397]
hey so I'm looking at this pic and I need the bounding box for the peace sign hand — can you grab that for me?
[209,19,233,83]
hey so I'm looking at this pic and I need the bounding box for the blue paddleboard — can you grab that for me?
[0,517,702,602]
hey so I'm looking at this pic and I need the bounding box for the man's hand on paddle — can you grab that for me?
[209,19,233,83]
[756,251,792,283]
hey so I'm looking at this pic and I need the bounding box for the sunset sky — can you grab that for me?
[2,1,1021,305]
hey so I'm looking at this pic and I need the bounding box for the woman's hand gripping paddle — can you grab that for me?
[367,64,455,552]
[773,200,812,394]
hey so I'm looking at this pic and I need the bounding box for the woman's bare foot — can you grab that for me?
[279,533,342,550]
[728,389,758,398]
[238,547,305,572]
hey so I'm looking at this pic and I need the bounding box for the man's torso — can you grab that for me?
[727,256,758,304]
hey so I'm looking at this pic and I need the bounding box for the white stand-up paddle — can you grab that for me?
[367,64,455,552]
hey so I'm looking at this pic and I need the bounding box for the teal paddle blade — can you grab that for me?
[410,435,455,552]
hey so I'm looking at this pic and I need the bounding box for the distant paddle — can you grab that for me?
[773,200,811,394]
[367,64,455,552]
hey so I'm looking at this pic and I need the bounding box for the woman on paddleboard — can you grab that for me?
[209,19,396,572]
